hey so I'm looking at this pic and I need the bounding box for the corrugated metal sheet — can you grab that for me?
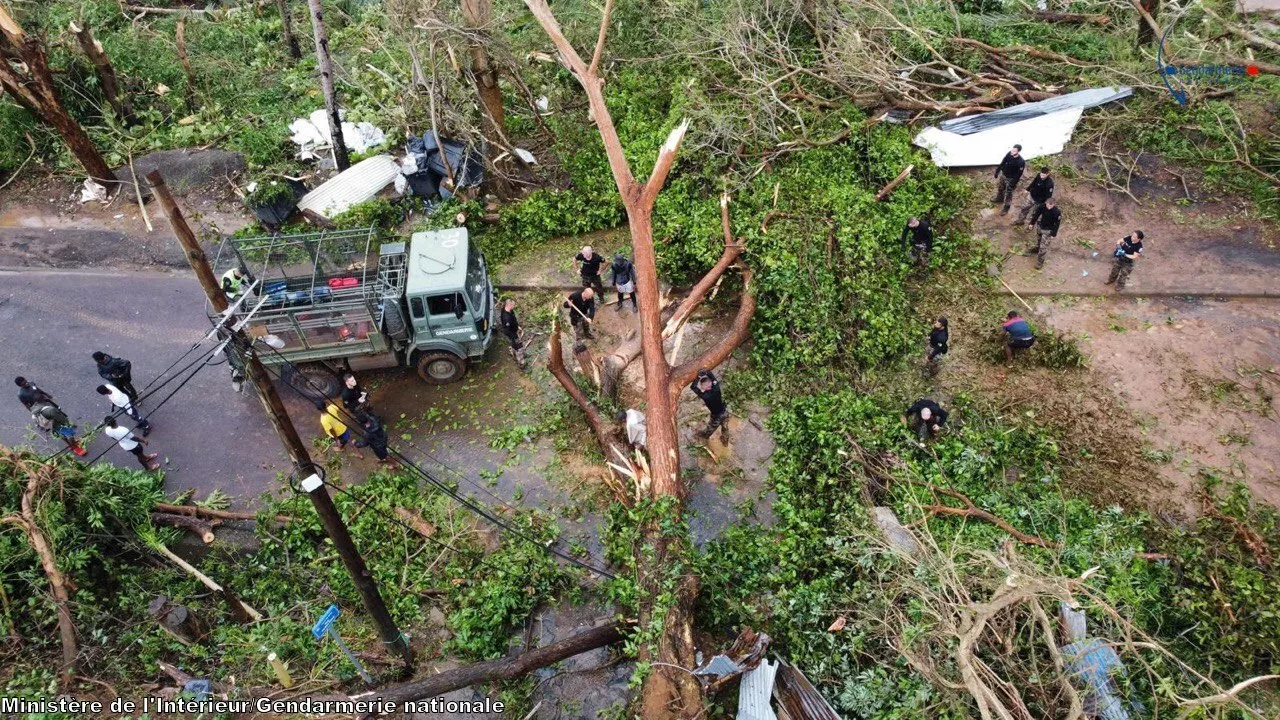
[774,661,841,720]
[738,659,779,720]
[297,155,402,218]
[938,86,1133,135]
[915,108,1084,167]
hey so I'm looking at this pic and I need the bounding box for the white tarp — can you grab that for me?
[296,154,402,218]
[289,109,386,161]
[913,107,1084,167]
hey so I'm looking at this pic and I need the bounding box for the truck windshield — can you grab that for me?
[465,243,488,317]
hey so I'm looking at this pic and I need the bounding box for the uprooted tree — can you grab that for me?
[525,0,755,715]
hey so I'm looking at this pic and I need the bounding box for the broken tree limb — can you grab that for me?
[393,508,437,539]
[151,512,216,543]
[547,317,632,499]
[69,20,134,124]
[152,502,291,524]
[151,542,264,622]
[1178,674,1280,711]
[875,164,914,201]
[920,485,1061,549]
[357,621,628,708]
[661,193,744,340]
[1,453,77,687]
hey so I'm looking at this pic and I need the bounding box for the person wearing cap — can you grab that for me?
[993,144,1026,215]
[575,246,605,294]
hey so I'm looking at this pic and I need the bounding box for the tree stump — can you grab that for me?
[149,595,206,644]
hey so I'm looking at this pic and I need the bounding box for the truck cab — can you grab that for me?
[401,227,495,383]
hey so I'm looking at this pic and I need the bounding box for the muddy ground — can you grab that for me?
[970,157,1280,512]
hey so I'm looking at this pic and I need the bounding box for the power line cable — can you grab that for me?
[243,338,616,580]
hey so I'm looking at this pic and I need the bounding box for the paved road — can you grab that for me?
[0,267,286,505]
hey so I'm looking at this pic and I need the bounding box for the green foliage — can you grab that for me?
[242,179,297,208]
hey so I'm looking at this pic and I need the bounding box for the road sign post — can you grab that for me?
[312,604,373,684]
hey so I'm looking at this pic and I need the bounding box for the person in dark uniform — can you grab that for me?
[1016,167,1054,227]
[610,253,638,311]
[93,351,139,403]
[1031,198,1061,270]
[691,368,729,443]
[15,377,55,411]
[993,144,1026,215]
[341,372,370,414]
[356,412,397,466]
[564,287,597,340]
[575,246,605,294]
[903,398,948,442]
[1106,231,1144,292]
[926,317,949,376]
[499,298,527,368]
[1001,311,1036,364]
[901,217,933,268]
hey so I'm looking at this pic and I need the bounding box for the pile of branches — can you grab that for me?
[647,0,1280,161]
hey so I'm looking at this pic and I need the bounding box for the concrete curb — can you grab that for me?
[996,288,1280,300]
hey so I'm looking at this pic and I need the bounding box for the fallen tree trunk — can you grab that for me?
[151,542,264,622]
[69,21,134,124]
[151,512,216,543]
[874,164,914,201]
[356,621,627,708]
[153,502,290,524]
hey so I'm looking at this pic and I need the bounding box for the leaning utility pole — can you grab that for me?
[147,170,413,671]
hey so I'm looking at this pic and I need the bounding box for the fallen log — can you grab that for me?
[920,484,1061,549]
[392,508,436,539]
[353,620,627,709]
[151,543,265,622]
[874,164,913,201]
[153,502,291,524]
[151,512,216,543]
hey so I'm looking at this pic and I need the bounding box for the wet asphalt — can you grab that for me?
[0,267,288,504]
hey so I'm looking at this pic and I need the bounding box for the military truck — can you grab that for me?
[212,226,495,395]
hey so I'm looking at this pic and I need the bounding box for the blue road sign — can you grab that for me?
[312,604,340,640]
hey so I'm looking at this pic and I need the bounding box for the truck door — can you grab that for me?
[425,292,477,343]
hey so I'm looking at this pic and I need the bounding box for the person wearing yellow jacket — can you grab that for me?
[319,403,363,458]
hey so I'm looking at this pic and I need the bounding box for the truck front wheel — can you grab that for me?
[416,352,466,384]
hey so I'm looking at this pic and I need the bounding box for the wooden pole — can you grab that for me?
[148,170,413,670]
[306,0,350,170]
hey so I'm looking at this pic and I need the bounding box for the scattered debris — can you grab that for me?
[79,178,109,203]
[404,131,484,198]
[296,155,402,218]
[1058,602,1135,720]
[694,627,772,694]
[825,616,846,633]
[773,660,841,720]
[290,109,386,162]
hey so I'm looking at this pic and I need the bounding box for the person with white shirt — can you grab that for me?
[103,416,159,470]
[616,409,647,449]
[96,383,150,434]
